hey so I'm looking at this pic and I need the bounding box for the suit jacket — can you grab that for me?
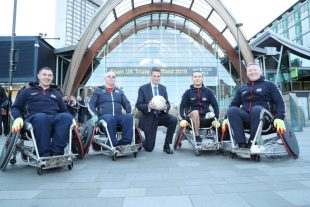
[136,83,171,132]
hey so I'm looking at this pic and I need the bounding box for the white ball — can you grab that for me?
[205,112,215,119]
[151,95,166,110]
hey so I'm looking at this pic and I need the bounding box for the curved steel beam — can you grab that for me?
[70,4,246,94]
[65,1,252,94]
[207,0,253,64]
[78,19,216,86]
[101,19,215,59]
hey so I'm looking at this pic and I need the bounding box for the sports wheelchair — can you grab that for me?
[0,120,78,175]
[75,117,143,161]
[173,112,220,156]
[220,109,299,161]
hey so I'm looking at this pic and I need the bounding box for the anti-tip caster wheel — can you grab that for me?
[9,157,16,165]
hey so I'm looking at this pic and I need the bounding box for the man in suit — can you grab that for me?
[136,67,177,154]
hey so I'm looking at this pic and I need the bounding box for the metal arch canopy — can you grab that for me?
[69,4,245,94]
[64,0,253,95]
[101,19,216,58]
[78,19,216,86]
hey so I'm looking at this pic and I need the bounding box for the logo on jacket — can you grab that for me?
[256,88,262,92]
[31,92,38,96]
[50,94,57,99]
[202,97,207,101]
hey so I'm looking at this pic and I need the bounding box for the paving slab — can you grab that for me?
[0,126,310,206]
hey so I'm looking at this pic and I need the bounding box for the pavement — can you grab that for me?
[0,127,310,207]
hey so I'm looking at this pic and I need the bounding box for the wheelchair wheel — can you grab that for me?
[80,121,95,153]
[251,154,260,162]
[37,168,43,175]
[0,132,19,171]
[135,127,144,144]
[173,127,183,150]
[278,119,299,159]
[68,162,74,170]
[133,152,138,158]
[72,127,84,159]
[194,149,201,156]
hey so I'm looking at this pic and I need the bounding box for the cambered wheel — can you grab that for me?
[81,122,95,151]
[194,149,201,156]
[72,126,85,159]
[112,154,116,161]
[0,132,19,171]
[173,128,183,150]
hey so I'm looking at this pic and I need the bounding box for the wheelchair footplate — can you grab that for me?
[27,154,74,175]
[92,137,141,160]
[107,144,140,160]
[116,144,141,154]
[221,137,288,161]
[199,139,219,151]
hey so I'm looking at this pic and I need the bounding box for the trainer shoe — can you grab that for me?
[195,136,202,144]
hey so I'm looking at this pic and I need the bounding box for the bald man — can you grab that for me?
[222,63,286,148]
[88,71,133,146]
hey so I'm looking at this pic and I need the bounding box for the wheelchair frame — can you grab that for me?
[174,116,219,156]
[0,121,76,174]
[91,118,143,161]
[220,109,289,162]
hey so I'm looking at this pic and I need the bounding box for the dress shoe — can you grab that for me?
[163,145,174,154]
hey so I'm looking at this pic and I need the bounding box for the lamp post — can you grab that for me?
[236,23,243,84]
[6,0,18,134]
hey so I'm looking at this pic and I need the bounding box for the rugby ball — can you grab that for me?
[151,95,166,110]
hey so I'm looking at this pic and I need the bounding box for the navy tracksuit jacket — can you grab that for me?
[11,82,72,156]
[179,84,219,120]
[88,85,133,146]
[227,76,285,143]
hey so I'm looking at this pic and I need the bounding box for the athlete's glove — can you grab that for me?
[221,119,228,135]
[212,120,220,128]
[91,115,98,124]
[273,119,286,134]
[179,120,189,128]
[12,117,24,133]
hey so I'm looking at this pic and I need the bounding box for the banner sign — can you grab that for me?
[107,67,217,77]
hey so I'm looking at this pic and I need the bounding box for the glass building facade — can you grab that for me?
[84,14,236,107]
[270,0,309,48]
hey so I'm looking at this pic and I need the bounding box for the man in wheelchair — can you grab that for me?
[179,71,220,144]
[88,71,133,147]
[222,63,286,149]
[11,67,73,157]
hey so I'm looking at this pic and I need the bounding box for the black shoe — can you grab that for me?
[163,145,174,154]
[21,152,28,162]
[238,142,249,149]
[92,142,102,151]
[195,136,202,144]
[117,140,131,146]
[247,140,253,148]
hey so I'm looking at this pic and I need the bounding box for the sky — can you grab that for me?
[0,0,298,46]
